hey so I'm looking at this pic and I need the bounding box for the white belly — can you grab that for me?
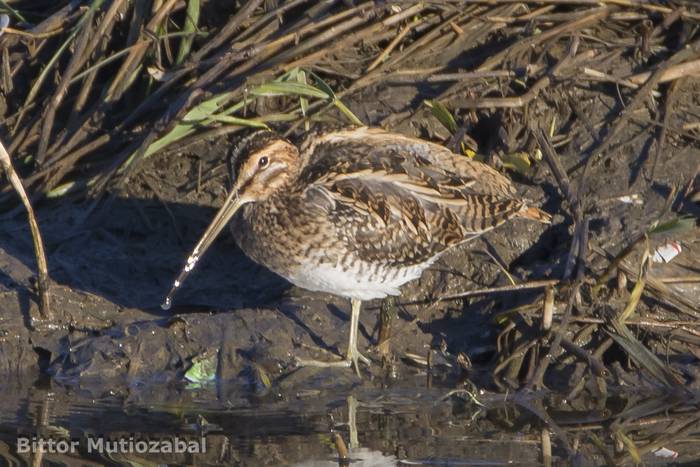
[284,259,433,301]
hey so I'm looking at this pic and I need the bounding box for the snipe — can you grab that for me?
[162,127,550,374]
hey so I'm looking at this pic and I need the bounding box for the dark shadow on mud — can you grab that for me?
[1,195,291,311]
[278,302,342,356]
[510,219,570,277]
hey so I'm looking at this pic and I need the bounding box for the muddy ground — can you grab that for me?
[1,59,698,391]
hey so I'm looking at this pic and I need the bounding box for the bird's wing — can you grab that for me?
[300,127,519,197]
[296,128,528,265]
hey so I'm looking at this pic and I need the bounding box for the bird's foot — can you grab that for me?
[348,346,371,367]
[295,348,371,376]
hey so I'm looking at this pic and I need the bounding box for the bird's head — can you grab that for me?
[161,130,299,310]
[229,130,300,203]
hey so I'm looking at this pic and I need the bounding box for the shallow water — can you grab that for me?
[0,376,537,466]
[1,374,698,466]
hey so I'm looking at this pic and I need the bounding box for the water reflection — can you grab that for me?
[0,375,698,466]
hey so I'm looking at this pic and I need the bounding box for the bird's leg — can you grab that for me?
[347,298,371,374]
[294,298,370,374]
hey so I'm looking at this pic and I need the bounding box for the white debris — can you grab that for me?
[653,447,678,459]
[617,194,643,205]
[0,15,9,37]
[652,241,682,263]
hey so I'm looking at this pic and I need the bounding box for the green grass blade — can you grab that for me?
[297,69,310,130]
[123,92,233,169]
[258,112,300,122]
[309,70,363,125]
[607,319,681,387]
[615,429,641,464]
[207,114,269,129]
[251,81,330,99]
[175,0,200,65]
[332,99,363,126]
[0,1,26,23]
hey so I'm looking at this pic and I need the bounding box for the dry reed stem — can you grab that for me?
[0,140,51,321]
[582,58,700,89]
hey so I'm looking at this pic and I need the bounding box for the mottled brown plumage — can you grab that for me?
[163,127,550,373]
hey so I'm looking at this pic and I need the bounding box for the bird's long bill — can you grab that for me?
[161,189,244,310]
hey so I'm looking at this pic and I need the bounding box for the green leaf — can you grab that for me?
[283,67,300,82]
[185,350,218,386]
[181,92,232,123]
[618,274,645,322]
[501,152,531,174]
[127,92,232,167]
[46,181,76,199]
[426,100,457,134]
[136,69,360,166]
[309,71,338,99]
[333,99,363,126]
[615,429,641,465]
[309,71,363,125]
[260,112,301,122]
[647,216,695,236]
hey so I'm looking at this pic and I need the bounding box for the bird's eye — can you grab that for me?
[258,156,269,168]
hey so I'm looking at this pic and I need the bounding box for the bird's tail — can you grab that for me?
[518,205,552,224]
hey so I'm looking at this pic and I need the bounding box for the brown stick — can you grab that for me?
[628,58,700,85]
[460,0,698,19]
[438,279,559,301]
[0,140,51,321]
[581,59,700,89]
[650,77,682,180]
[106,0,179,102]
[558,335,608,377]
[366,22,416,72]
